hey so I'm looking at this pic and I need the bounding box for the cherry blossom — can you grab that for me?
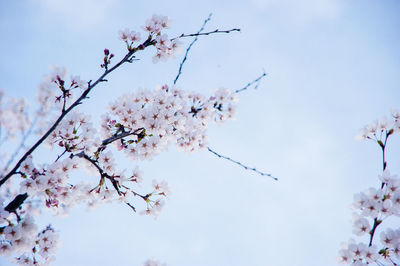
[0,14,246,265]
[339,109,400,265]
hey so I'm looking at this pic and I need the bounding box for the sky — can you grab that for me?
[1,0,400,265]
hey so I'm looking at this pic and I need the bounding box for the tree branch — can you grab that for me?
[4,193,28,214]
[171,28,240,41]
[368,131,391,247]
[101,127,145,147]
[207,147,277,180]
[173,13,212,85]
[235,72,267,93]
[73,151,122,195]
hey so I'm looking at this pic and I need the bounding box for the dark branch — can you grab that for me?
[5,193,28,213]
[171,28,240,41]
[174,13,212,85]
[126,202,136,212]
[207,147,277,180]
[235,72,267,94]
[101,128,144,147]
[72,151,122,195]
[368,131,391,247]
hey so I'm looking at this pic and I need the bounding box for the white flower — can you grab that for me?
[391,108,400,120]
[352,217,371,236]
[379,169,393,184]
[381,229,396,248]
[118,28,130,41]
[129,30,141,42]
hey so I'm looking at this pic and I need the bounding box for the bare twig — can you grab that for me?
[126,202,136,212]
[174,13,212,85]
[235,72,267,93]
[207,147,277,180]
[55,148,68,162]
[205,72,273,180]
[171,28,240,41]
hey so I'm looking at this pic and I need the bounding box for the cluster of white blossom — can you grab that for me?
[118,29,142,49]
[19,156,78,209]
[353,171,400,219]
[143,14,171,34]
[356,108,400,141]
[40,67,87,111]
[338,172,400,264]
[338,229,400,265]
[152,34,181,63]
[0,201,58,266]
[14,225,59,266]
[46,111,99,154]
[0,215,37,261]
[119,14,181,63]
[35,67,88,136]
[17,108,173,218]
[17,154,133,216]
[0,14,242,265]
[101,85,237,160]
[338,110,400,265]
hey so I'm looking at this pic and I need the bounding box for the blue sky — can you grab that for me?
[1,0,400,265]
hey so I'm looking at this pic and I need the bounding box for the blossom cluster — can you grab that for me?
[46,111,99,154]
[338,110,400,265]
[352,171,400,220]
[0,201,59,266]
[16,105,174,218]
[119,14,181,63]
[19,156,80,210]
[0,13,241,266]
[15,225,59,266]
[17,154,141,216]
[100,85,237,160]
[338,171,400,264]
[41,67,87,109]
[356,108,400,141]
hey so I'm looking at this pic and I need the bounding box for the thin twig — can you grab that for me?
[173,13,212,85]
[126,202,136,212]
[73,151,122,195]
[207,147,277,180]
[171,28,240,41]
[235,72,267,93]
[55,148,68,162]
